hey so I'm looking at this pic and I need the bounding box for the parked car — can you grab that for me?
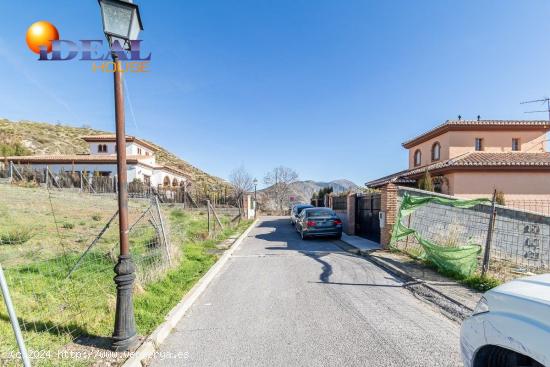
[296,207,342,240]
[460,273,550,367]
[290,204,314,225]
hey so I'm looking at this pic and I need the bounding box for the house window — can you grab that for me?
[137,148,142,155]
[414,149,422,167]
[97,144,108,153]
[512,138,520,151]
[475,138,483,151]
[431,142,441,161]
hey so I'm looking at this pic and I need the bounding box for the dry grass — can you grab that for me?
[0,184,250,366]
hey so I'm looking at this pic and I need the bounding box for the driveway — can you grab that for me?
[148,217,462,367]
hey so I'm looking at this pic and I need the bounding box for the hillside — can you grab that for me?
[262,179,360,204]
[0,119,228,189]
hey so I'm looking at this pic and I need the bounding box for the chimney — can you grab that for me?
[477,115,481,121]
[458,115,462,121]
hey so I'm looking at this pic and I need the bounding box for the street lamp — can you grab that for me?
[98,0,143,352]
[99,0,143,50]
[253,178,258,219]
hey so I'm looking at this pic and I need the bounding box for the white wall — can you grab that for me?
[88,142,154,157]
[126,142,154,156]
[151,170,187,188]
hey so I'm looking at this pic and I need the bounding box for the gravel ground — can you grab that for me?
[148,217,462,367]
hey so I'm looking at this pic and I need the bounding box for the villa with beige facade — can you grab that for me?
[3,135,189,188]
[366,119,550,202]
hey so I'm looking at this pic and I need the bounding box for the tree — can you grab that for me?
[264,166,299,212]
[417,170,435,192]
[229,165,254,198]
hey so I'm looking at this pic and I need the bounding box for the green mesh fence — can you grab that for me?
[390,193,491,277]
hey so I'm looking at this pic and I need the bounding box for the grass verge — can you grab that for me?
[0,196,251,366]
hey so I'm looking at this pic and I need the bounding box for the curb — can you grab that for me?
[337,238,473,322]
[122,219,258,367]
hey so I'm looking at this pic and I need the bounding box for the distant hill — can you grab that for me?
[0,118,229,189]
[262,179,360,204]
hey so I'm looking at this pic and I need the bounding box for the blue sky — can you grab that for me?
[1,1,550,187]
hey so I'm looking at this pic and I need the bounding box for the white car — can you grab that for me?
[460,274,550,367]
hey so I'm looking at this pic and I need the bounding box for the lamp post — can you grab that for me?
[253,178,258,219]
[98,0,143,352]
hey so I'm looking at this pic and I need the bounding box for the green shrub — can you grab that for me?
[417,170,435,192]
[91,214,101,221]
[61,222,74,229]
[0,228,33,245]
[462,275,501,292]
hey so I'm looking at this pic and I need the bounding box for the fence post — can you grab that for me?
[79,171,83,192]
[9,161,13,182]
[482,190,498,277]
[207,200,211,237]
[0,264,31,367]
[154,195,172,266]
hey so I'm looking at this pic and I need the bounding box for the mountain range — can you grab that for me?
[281,179,360,203]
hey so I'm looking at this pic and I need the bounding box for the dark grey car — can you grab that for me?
[296,208,343,240]
[290,204,314,225]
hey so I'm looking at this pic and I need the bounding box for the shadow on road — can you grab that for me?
[254,217,368,285]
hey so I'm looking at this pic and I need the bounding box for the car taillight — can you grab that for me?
[306,220,316,227]
[333,219,342,225]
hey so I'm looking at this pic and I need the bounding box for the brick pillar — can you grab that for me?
[346,193,356,235]
[380,183,398,248]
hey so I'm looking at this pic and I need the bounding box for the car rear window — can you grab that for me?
[306,209,334,218]
[297,205,313,214]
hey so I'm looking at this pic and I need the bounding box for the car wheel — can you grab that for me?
[335,233,342,240]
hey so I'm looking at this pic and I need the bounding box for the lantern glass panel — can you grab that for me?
[101,1,133,39]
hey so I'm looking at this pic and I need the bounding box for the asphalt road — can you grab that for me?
[148,217,462,367]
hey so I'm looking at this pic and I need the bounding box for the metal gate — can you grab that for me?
[355,193,381,242]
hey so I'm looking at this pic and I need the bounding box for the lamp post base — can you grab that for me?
[111,255,138,352]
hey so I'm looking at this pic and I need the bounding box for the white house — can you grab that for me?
[4,135,189,188]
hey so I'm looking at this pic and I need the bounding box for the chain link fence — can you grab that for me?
[393,187,550,281]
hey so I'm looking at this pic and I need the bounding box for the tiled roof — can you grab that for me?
[81,135,158,151]
[5,154,146,163]
[451,152,550,166]
[402,120,550,148]
[366,152,550,187]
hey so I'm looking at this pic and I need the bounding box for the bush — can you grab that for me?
[0,228,33,245]
[495,190,505,206]
[417,170,435,192]
[462,275,501,292]
[61,222,74,229]
[91,214,101,221]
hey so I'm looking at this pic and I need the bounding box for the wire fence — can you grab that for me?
[0,179,250,365]
[0,163,241,208]
[394,187,550,281]
[0,184,176,359]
